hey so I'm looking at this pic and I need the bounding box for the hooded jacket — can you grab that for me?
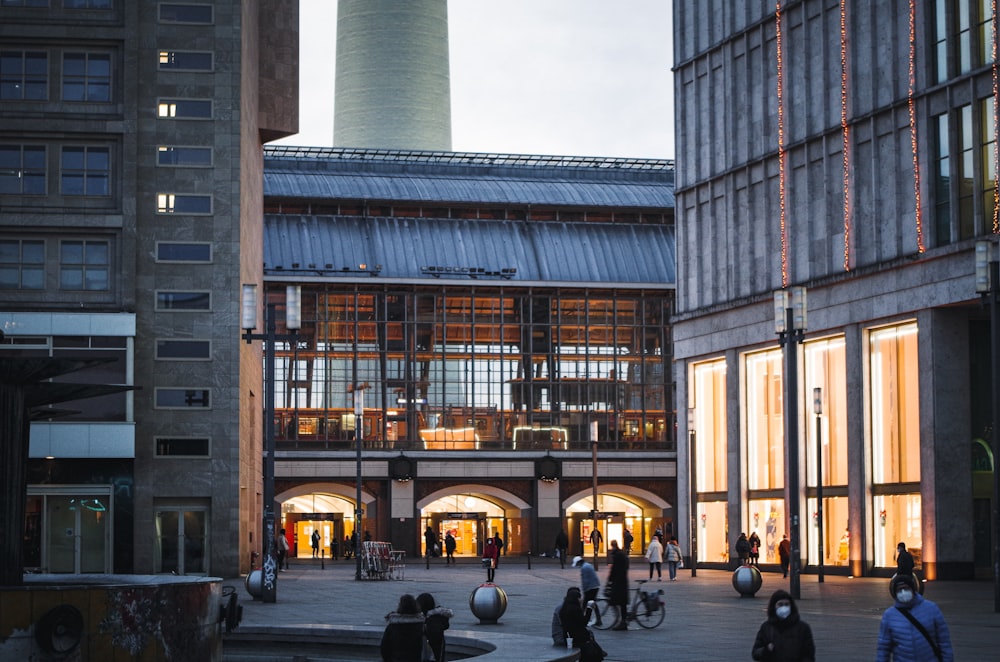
[379,611,426,662]
[751,590,816,662]
[422,605,453,662]
[876,592,953,662]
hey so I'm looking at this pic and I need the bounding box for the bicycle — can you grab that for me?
[588,579,665,630]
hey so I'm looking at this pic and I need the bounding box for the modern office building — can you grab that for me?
[0,0,298,578]
[261,146,677,560]
[673,0,996,580]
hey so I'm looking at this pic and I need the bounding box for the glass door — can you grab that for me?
[44,492,110,573]
[155,507,208,574]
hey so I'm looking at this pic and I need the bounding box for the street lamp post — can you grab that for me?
[774,286,806,600]
[688,407,697,577]
[974,240,1000,613]
[591,419,599,570]
[813,387,824,584]
[241,284,301,603]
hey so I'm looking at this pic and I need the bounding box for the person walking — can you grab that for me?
[751,589,816,662]
[778,534,791,578]
[311,528,320,558]
[572,555,602,610]
[590,528,603,554]
[379,593,425,662]
[623,528,634,555]
[606,540,629,630]
[736,532,751,567]
[425,525,438,560]
[482,535,500,582]
[444,531,456,565]
[555,529,569,568]
[749,531,762,566]
[895,541,915,577]
[276,528,290,570]
[644,534,663,581]
[665,538,682,581]
[416,592,453,662]
[876,574,953,662]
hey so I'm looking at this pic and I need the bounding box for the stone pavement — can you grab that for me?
[228,555,999,661]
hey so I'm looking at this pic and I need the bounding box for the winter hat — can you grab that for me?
[891,574,917,597]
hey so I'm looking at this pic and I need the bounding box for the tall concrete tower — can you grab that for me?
[334,0,452,151]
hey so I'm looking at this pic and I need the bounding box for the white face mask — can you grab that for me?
[775,605,792,620]
[895,589,913,603]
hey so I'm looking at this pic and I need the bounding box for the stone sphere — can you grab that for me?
[245,569,262,599]
[731,565,763,597]
[469,582,508,624]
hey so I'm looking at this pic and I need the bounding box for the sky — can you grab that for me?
[274,0,674,160]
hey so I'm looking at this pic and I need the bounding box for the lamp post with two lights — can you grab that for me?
[774,286,806,600]
[241,284,301,603]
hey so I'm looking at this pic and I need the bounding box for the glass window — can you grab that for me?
[155,507,208,575]
[158,3,213,24]
[155,339,211,360]
[59,240,108,290]
[807,495,851,567]
[157,50,213,71]
[746,499,785,564]
[0,145,46,194]
[873,494,922,569]
[870,322,921,484]
[0,239,44,289]
[0,50,47,100]
[155,437,210,457]
[157,98,211,119]
[63,0,113,8]
[691,359,727,492]
[958,104,975,238]
[156,146,212,167]
[933,113,952,245]
[156,193,212,214]
[0,0,49,6]
[804,336,848,486]
[62,52,111,102]
[745,349,784,490]
[155,241,211,262]
[980,96,997,232]
[155,290,210,310]
[61,146,110,196]
[155,388,210,408]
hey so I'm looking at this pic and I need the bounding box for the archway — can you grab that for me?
[418,486,531,556]
[276,483,376,559]
[562,484,671,558]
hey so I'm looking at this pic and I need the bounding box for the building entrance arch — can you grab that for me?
[276,483,376,559]
[418,486,531,557]
[563,485,671,559]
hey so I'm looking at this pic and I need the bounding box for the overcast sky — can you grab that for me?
[274,0,674,160]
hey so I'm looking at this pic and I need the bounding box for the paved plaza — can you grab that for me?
[228,555,998,661]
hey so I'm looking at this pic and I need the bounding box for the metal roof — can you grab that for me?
[263,146,674,209]
[264,215,675,288]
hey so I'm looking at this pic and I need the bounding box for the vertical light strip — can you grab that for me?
[776,1,788,287]
[908,0,926,252]
[840,0,851,270]
[992,0,999,234]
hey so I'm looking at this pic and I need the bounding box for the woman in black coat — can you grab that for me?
[751,589,816,662]
[380,593,426,662]
[416,592,453,662]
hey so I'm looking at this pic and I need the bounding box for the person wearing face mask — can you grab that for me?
[751,589,815,661]
[876,574,953,662]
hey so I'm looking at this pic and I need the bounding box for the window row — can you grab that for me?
[0,50,111,102]
[0,1,212,21]
[0,0,111,10]
[0,238,109,290]
[0,144,110,196]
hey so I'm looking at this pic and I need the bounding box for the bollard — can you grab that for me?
[526,551,531,570]
[469,583,508,624]
[731,564,763,597]
[321,549,325,570]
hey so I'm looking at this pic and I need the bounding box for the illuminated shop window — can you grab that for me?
[691,358,726,492]
[870,322,920,484]
[873,493,922,570]
[804,336,848,486]
[745,349,784,490]
[746,498,785,565]
[807,495,850,567]
[696,501,729,564]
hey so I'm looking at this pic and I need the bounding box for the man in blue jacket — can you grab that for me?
[876,574,953,662]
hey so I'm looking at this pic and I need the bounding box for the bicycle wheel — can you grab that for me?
[588,598,617,630]
[633,594,665,629]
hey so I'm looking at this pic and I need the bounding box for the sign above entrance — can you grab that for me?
[445,512,481,519]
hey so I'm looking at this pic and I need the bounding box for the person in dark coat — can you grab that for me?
[736,532,751,567]
[444,531,456,565]
[749,531,762,566]
[876,574,953,662]
[558,587,606,661]
[751,589,816,662]
[416,592,453,662]
[380,593,426,662]
[555,529,569,568]
[895,541,915,576]
[778,534,791,578]
[606,540,630,630]
[424,525,438,559]
[482,536,500,582]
